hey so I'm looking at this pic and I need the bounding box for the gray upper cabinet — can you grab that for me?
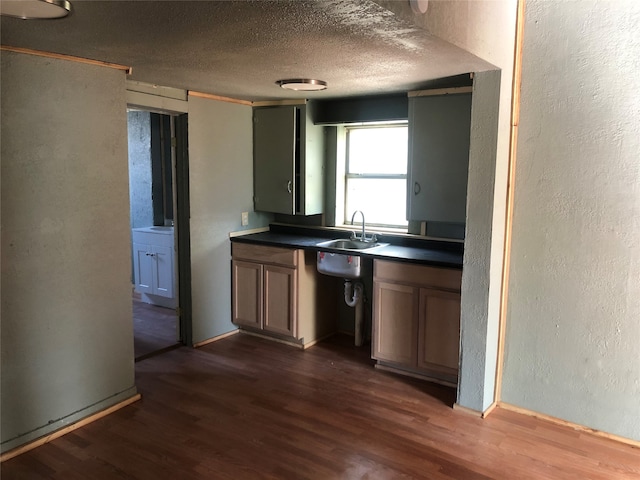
[253,104,324,216]
[407,92,472,223]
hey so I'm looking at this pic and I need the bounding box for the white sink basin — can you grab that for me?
[317,251,363,279]
[316,238,387,278]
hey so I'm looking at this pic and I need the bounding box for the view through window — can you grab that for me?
[343,124,408,229]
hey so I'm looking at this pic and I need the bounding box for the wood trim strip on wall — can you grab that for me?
[0,394,141,462]
[498,403,640,449]
[494,0,526,403]
[193,329,239,348]
[481,401,498,418]
[408,86,473,98]
[452,402,496,419]
[252,99,307,107]
[0,45,132,74]
[188,91,252,106]
[452,403,483,417]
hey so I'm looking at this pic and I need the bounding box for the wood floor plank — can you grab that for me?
[3,333,639,479]
[133,295,179,360]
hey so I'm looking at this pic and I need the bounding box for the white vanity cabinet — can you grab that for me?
[132,227,175,308]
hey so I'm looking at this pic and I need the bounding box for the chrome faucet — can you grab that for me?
[350,210,366,242]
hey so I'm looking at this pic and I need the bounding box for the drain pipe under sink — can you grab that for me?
[344,280,364,346]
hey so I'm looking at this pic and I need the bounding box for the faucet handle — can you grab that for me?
[363,233,377,243]
[349,230,357,240]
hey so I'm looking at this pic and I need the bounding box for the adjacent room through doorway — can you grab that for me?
[127,110,180,360]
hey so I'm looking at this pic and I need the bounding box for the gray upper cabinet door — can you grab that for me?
[253,104,324,216]
[407,93,472,223]
[254,106,296,215]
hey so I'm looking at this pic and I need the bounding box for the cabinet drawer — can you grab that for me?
[232,243,297,268]
[374,260,461,292]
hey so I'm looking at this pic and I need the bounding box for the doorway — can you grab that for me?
[127,110,190,360]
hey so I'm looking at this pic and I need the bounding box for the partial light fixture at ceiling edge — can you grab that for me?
[0,0,72,19]
[409,0,428,15]
[277,79,327,91]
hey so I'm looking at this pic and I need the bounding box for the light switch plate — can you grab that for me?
[241,211,249,226]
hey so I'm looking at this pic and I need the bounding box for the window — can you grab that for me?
[339,124,408,229]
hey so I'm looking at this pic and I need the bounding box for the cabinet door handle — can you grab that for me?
[287,180,292,193]
[414,182,421,195]
[146,252,155,257]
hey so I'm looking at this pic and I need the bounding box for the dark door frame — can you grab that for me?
[174,113,193,347]
[128,107,192,349]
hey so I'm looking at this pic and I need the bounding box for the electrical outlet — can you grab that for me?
[241,211,249,226]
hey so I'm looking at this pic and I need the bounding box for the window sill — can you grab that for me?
[335,224,408,236]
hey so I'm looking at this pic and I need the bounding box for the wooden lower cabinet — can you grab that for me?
[417,288,461,376]
[231,242,335,348]
[232,260,262,329]
[373,282,418,365]
[373,260,462,385]
[263,264,296,337]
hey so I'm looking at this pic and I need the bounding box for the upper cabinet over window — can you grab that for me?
[253,103,324,216]
[407,90,472,224]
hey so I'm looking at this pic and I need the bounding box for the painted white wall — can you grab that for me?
[503,0,640,442]
[424,0,518,411]
[187,96,272,343]
[0,52,136,452]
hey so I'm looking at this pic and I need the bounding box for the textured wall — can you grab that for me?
[1,52,136,452]
[417,0,518,411]
[127,110,153,230]
[503,0,640,441]
[458,70,501,410]
[187,96,272,343]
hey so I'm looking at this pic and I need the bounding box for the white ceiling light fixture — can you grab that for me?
[277,79,328,92]
[409,0,429,15]
[1,0,72,19]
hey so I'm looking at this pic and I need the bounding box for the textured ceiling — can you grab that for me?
[0,0,493,101]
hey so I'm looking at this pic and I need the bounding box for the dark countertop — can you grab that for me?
[231,224,464,269]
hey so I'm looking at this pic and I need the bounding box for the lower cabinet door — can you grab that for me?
[263,264,296,337]
[417,288,461,376]
[153,245,173,298]
[133,243,154,295]
[232,260,263,329]
[372,281,418,366]
[133,242,174,299]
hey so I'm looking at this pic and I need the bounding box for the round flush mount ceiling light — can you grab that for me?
[409,0,429,14]
[1,0,72,19]
[276,79,328,91]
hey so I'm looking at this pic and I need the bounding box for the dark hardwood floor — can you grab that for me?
[3,334,639,479]
[133,296,179,360]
